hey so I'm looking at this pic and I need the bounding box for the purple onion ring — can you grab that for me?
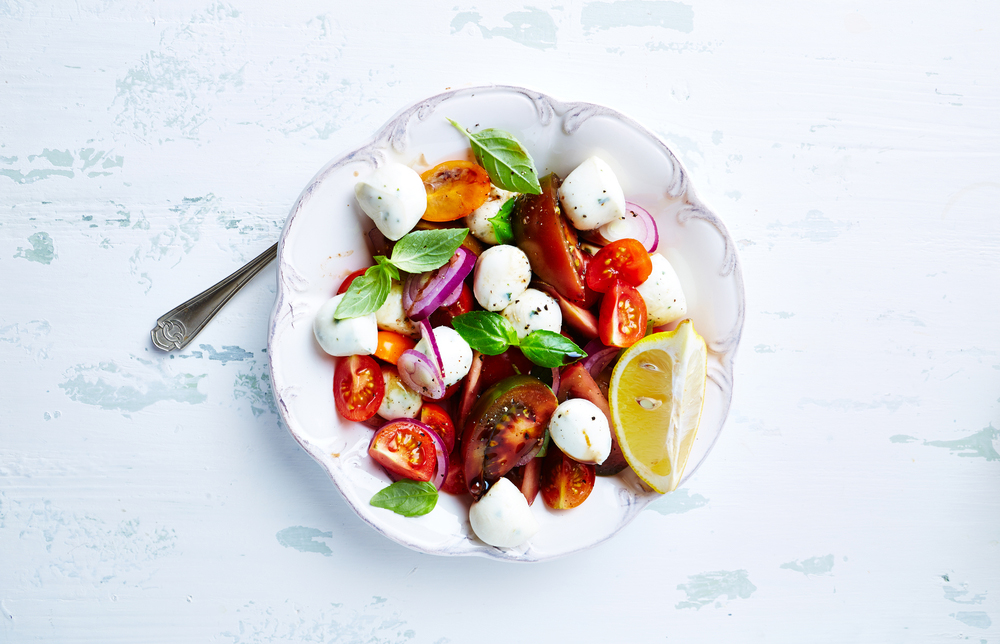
[397,349,445,400]
[402,247,475,321]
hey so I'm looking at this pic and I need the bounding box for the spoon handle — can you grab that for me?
[150,243,277,351]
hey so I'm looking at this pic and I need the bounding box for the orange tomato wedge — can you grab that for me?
[421,160,491,222]
[373,331,416,365]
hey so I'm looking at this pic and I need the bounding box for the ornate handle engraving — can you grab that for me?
[150,243,277,351]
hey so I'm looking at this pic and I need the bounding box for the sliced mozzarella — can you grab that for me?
[466,186,515,245]
[548,398,612,465]
[469,477,539,548]
[557,156,626,231]
[473,244,532,312]
[500,288,561,340]
[414,326,472,387]
[376,281,418,337]
[354,163,427,241]
[313,295,378,357]
[377,365,422,420]
[637,253,688,326]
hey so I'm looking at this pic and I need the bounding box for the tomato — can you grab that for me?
[429,282,474,328]
[540,445,596,510]
[421,160,492,222]
[505,457,541,505]
[368,419,438,482]
[420,403,456,453]
[337,267,369,294]
[557,362,627,476]
[462,375,558,500]
[478,347,534,390]
[333,355,385,422]
[512,174,588,304]
[533,281,599,340]
[585,239,652,293]
[440,446,467,496]
[598,280,647,348]
[374,331,416,365]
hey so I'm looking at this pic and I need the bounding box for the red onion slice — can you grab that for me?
[582,201,659,252]
[582,346,620,382]
[367,227,393,257]
[397,349,445,400]
[402,247,476,321]
[418,319,445,374]
[550,367,561,396]
[440,280,464,308]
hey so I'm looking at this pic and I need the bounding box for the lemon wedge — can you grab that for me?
[608,320,708,493]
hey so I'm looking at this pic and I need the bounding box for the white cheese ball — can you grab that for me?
[548,398,612,465]
[414,326,473,387]
[636,253,688,327]
[465,186,515,245]
[313,294,378,357]
[376,281,418,337]
[557,156,626,231]
[354,163,427,241]
[473,244,532,312]
[500,288,561,340]
[469,477,539,548]
[377,365,422,420]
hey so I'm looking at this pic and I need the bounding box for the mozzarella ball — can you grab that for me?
[466,186,515,245]
[414,326,472,387]
[313,295,378,357]
[354,163,427,241]
[376,281,418,337]
[548,398,612,465]
[636,253,688,326]
[473,244,532,312]
[377,365,422,420]
[557,156,626,230]
[500,288,561,340]
[469,477,539,548]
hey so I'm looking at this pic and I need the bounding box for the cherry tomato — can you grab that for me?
[333,355,385,422]
[429,282,474,328]
[373,331,416,365]
[540,445,596,510]
[421,160,492,222]
[557,362,627,476]
[462,375,558,500]
[337,267,369,294]
[368,419,438,482]
[598,280,648,348]
[512,174,588,304]
[420,403,456,453]
[505,457,541,506]
[585,239,652,293]
[478,347,534,391]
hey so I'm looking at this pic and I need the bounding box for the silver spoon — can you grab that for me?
[150,243,277,351]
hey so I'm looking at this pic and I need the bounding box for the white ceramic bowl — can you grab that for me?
[268,85,745,562]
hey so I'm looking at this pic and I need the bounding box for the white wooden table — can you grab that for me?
[2,1,997,641]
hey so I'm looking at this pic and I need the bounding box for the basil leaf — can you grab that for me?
[374,254,400,282]
[390,228,468,273]
[519,330,586,368]
[334,264,391,319]
[369,480,438,517]
[452,311,519,356]
[488,198,516,245]
[449,120,541,195]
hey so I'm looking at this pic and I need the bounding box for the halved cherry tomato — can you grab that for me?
[557,362,627,476]
[368,419,438,482]
[598,280,648,348]
[585,239,652,293]
[420,403,456,453]
[337,267,369,294]
[333,355,385,422]
[373,331,416,365]
[478,347,534,391]
[540,445,596,509]
[421,160,491,222]
[429,282,474,328]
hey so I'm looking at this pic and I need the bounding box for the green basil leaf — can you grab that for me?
[390,228,468,273]
[334,264,391,319]
[488,198,516,245]
[375,254,400,282]
[451,311,519,356]
[519,330,586,368]
[449,120,541,195]
[369,480,438,517]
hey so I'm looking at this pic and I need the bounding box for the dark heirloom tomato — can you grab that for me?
[599,280,648,348]
[512,174,589,304]
[333,355,385,422]
[368,419,438,482]
[585,239,653,293]
[429,282,474,328]
[462,375,558,500]
[505,457,541,505]
[533,281,599,340]
[478,347,534,390]
[420,403,456,453]
[421,160,492,222]
[540,445,596,510]
[557,363,627,476]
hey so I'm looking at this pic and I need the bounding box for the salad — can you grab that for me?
[312,121,704,549]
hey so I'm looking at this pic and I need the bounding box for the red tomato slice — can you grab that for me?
[333,355,385,422]
[440,446,467,496]
[505,457,541,506]
[368,419,438,482]
[337,267,369,294]
[420,403,456,453]
[478,347,534,391]
[540,445,596,510]
[421,160,492,222]
[585,239,653,293]
[598,280,648,348]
